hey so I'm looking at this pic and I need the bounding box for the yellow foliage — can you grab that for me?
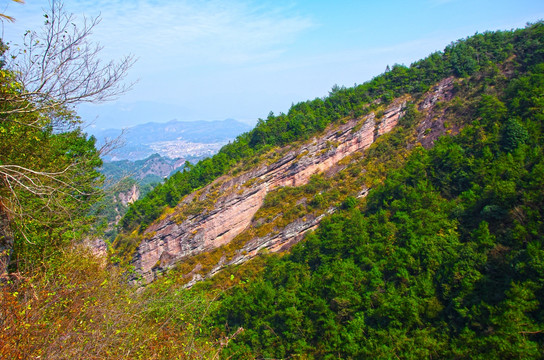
[0,246,222,359]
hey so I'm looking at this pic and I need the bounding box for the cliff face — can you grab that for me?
[132,79,455,283]
[132,99,403,283]
[416,77,456,148]
[117,184,140,206]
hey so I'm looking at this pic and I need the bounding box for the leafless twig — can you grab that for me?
[2,0,136,122]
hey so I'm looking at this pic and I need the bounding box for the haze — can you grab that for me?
[2,0,543,131]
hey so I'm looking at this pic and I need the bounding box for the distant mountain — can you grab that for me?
[100,153,187,187]
[93,153,189,241]
[90,118,251,161]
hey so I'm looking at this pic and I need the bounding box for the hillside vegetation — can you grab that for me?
[2,20,544,359]
[119,21,543,235]
[209,23,544,358]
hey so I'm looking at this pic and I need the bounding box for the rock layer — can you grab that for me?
[416,77,457,148]
[132,79,456,284]
[132,98,407,283]
[117,184,140,206]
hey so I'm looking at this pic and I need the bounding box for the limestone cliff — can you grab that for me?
[131,78,455,284]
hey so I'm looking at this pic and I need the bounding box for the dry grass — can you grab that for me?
[0,246,224,359]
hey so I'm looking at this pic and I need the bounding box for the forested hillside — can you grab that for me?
[216,75,544,358]
[119,21,543,234]
[110,21,544,359]
[208,24,544,358]
[2,5,544,358]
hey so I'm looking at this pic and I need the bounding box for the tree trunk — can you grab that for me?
[0,208,13,275]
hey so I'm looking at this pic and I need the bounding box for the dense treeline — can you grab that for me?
[213,25,544,359]
[120,22,544,235]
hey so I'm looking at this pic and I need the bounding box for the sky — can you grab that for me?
[1,0,544,132]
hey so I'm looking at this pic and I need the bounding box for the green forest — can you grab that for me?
[1,1,544,357]
[120,21,543,236]
[206,23,544,359]
[215,68,544,358]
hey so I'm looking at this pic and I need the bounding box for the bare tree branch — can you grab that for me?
[2,0,136,121]
[0,0,135,273]
[0,0,25,23]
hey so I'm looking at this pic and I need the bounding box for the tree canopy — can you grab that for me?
[212,23,544,359]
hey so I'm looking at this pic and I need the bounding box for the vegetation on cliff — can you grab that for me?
[1,8,544,358]
[119,20,544,238]
[212,24,544,358]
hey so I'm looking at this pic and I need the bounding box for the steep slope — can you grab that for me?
[210,24,544,359]
[216,73,544,360]
[114,22,544,289]
[131,79,455,283]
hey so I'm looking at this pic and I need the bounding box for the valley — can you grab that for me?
[91,118,251,161]
[1,5,543,358]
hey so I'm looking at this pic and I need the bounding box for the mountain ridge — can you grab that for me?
[91,118,251,161]
[127,78,453,284]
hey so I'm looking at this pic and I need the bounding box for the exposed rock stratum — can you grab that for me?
[131,78,455,284]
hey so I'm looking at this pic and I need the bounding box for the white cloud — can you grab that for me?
[69,0,315,67]
[1,0,315,108]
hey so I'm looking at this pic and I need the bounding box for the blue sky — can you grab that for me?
[2,0,544,131]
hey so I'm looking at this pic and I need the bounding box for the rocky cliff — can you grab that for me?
[117,184,140,206]
[131,78,455,284]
